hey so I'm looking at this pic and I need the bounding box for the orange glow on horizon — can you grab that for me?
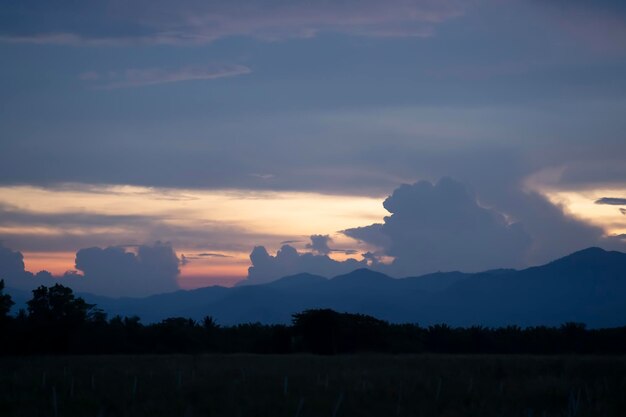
[22,252,76,275]
[530,186,626,236]
[0,184,387,238]
[3,183,388,292]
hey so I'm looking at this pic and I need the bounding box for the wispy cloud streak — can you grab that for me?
[0,0,465,46]
[595,197,626,206]
[81,64,251,89]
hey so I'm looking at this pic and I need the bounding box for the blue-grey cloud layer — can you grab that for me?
[1,0,625,291]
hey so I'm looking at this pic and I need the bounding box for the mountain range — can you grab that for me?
[6,247,626,328]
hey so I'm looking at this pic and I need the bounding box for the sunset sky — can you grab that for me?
[1,0,625,296]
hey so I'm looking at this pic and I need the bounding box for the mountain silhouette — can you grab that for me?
[6,247,626,327]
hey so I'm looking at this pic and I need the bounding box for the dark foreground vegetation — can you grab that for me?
[1,354,626,417]
[2,281,626,355]
[2,282,626,416]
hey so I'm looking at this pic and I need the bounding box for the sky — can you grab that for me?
[1,0,626,297]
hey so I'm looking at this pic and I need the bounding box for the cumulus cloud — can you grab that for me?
[69,243,180,296]
[242,177,622,283]
[344,178,532,275]
[244,244,368,285]
[0,0,465,46]
[0,242,181,297]
[0,243,33,284]
[306,234,332,255]
[83,64,251,89]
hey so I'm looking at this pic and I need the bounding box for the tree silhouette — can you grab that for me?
[24,284,95,352]
[0,279,14,320]
[27,284,94,326]
[292,309,388,354]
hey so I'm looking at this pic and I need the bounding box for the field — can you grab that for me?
[1,355,625,417]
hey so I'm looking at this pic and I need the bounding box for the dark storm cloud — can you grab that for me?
[0,242,181,297]
[345,178,626,275]
[245,178,574,284]
[595,197,626,206]
[244,177,601,283]
[244,244,367,285]
[344,178,532,276]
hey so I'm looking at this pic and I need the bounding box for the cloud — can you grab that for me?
[344,178,532,275]
[0,242,181,297]
[239,177,624,283]
[333,249,359,255]
[0,202,159,229]
[180,252,233,264]
[83,64,251,89]
[0,202,282,254]
[280,240,303,245]
[0,243,33,284]
[244,244,368,285]
[343,223,391,250]
[595,197,626,205]
[0,0,465,46]
[306,234,332,255]
[72,242,180,296]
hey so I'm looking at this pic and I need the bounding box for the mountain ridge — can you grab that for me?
[5,247,626,328]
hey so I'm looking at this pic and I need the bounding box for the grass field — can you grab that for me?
[1,355,625,417]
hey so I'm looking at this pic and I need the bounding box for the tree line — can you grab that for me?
[1,280,626,355]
